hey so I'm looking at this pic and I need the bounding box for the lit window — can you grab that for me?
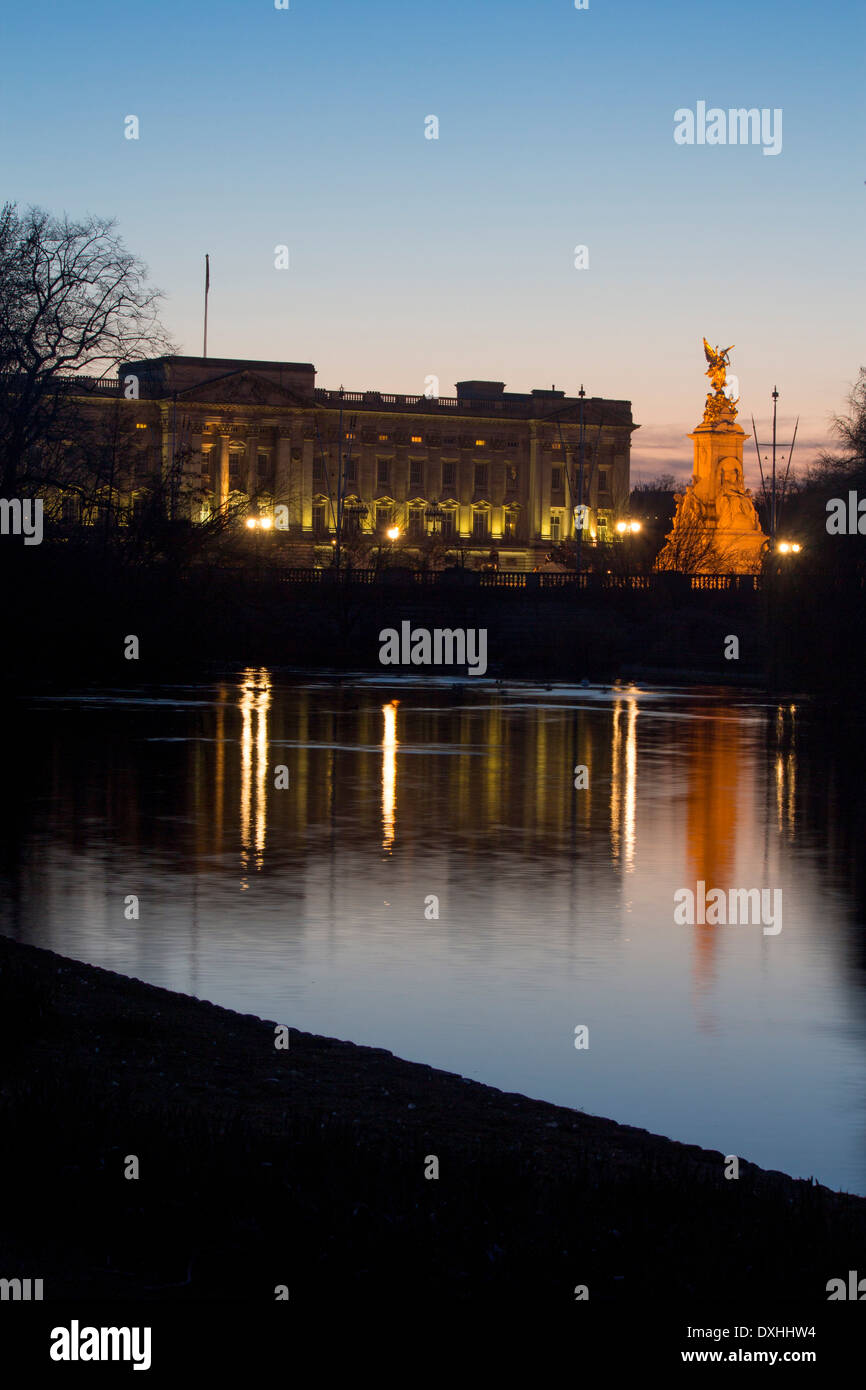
[345,432,355,440]
[550,514,561,541]
[473,510,489,539]
[378,433,389,442]
[135,423,147,430]
[411,435,422,444]
[475,439,486,447]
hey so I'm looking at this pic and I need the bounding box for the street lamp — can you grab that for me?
[777,541,801,554]
[386,525,400,541]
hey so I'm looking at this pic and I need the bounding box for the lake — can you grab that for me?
[3,673,865,1194]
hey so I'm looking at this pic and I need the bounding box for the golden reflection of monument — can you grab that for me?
[239,668,272,873]
[656,340,768,574]
[685,713,741,995]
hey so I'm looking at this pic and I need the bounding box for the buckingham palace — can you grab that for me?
[69,354,637,570]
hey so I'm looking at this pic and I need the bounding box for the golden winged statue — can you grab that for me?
[703,338,734,394]
[702,338,738,421]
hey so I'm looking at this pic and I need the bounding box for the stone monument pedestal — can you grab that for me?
[656,345,768,574]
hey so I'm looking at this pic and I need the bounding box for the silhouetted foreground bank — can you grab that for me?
[1,934,864,1306]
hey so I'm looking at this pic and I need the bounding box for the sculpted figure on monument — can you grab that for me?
[702,338,739,421]
[703,338,734,394]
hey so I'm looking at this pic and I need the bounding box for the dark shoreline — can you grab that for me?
[2,933,864,1306]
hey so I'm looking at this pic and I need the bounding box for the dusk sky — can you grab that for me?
[2,0,863,479]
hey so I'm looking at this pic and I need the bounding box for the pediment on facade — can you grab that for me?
[178,370,307,408]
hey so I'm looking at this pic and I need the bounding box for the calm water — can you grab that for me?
[3,675,866,1194]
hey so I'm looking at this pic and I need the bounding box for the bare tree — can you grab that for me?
[810,368,866,486]
[0,203,173,494]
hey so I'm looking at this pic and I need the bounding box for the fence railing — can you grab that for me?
[270,568,760,592]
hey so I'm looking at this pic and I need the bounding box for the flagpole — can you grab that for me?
[203,254,210,358]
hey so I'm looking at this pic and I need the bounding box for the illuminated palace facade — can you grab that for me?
[82,355,637,568]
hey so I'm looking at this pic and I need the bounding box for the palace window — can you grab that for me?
[258,452,273,481]
[550,513,562,542]
[551,467,563,492]
[376,504,392,531]
[377,459,390,486]
[506,465,519,492]
[378,433,390,442]
[410,459,424,487]
[411,435,422,445]
[473,509,489,539]
[504,511,518,539]
[409,507,426,539]
[475,439,486,448]
[313,457,325,482]
[344,456,357,483]
[474,464,488,491]
[441,508,457,538]
[312,502,328,537]
[442,461,456,489]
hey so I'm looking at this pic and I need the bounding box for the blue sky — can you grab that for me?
[1,0,863,477]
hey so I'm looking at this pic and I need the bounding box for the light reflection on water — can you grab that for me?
[3,675,866,1194]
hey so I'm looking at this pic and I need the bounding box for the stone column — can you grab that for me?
[539,446,551,541]
[187,427,204,520]
[528,422,542,540]
[275,426,293,522]
[301,433,314,532]
[218,429,232,511]
[245,426,260,497]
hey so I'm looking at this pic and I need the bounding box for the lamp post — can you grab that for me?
[244,513,273,573]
